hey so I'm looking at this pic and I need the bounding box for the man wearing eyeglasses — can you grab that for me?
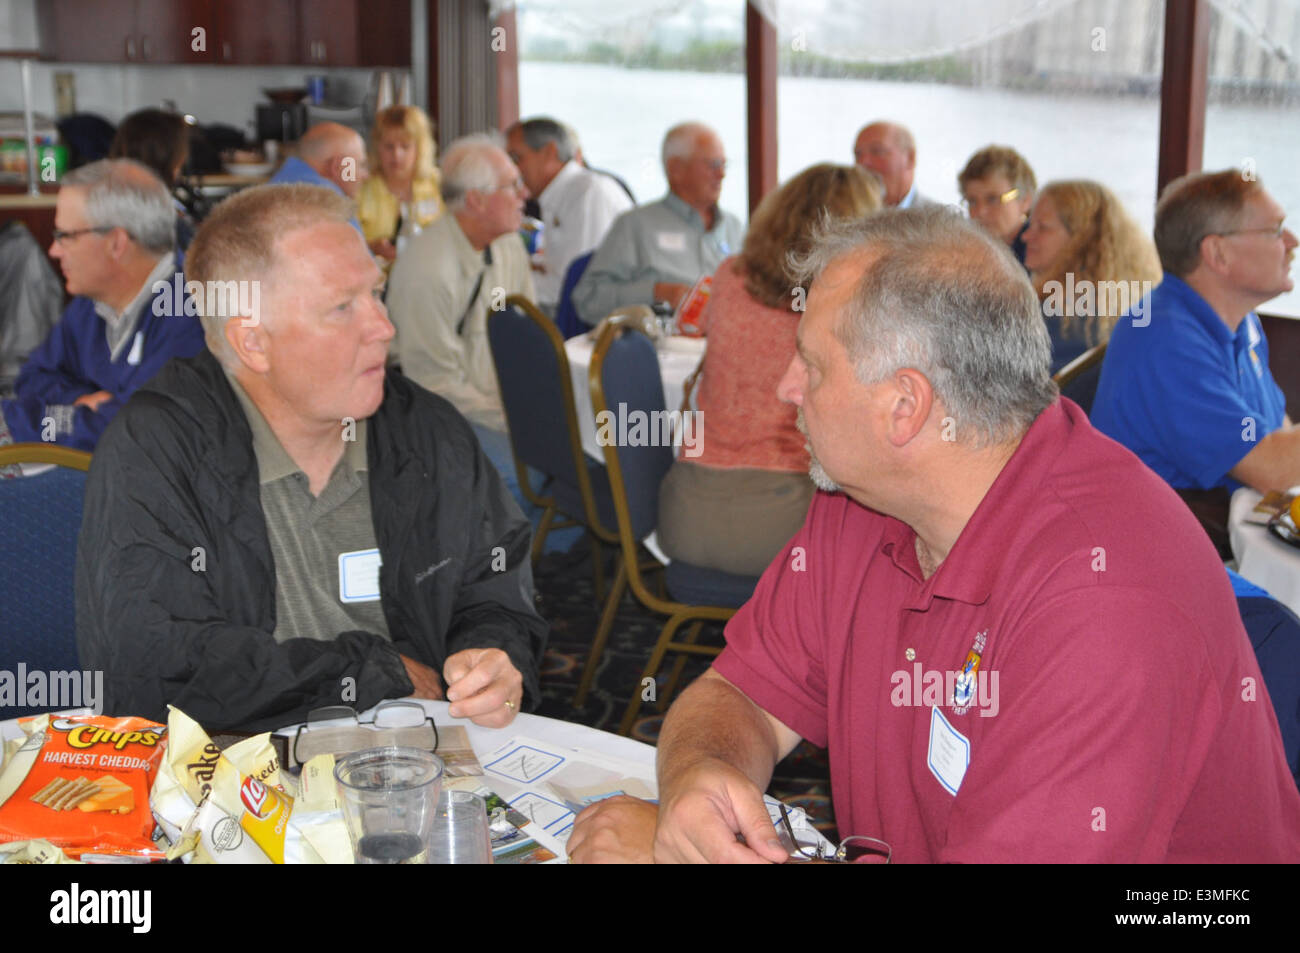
[573,122,743,324]
[385,134,534,435]
[0,159,203,452]
[853,121,939,210]
[505,117,633,316]
[1093,171,1299,504]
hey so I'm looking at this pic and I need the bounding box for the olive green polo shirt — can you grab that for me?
[225,371,391,644]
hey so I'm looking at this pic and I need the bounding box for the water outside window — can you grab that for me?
[517,0,1300,315]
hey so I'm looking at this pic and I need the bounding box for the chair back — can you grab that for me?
[0,443,91,718]
[1234,594,1300,788]
[554,251,595,340]
[1052,342,1107,416]
[488,296,610,536]
[590,312,673,547]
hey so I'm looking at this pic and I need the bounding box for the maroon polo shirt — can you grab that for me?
[714,399,1300,862]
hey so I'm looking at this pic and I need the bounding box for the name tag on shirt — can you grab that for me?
[338,548,382,603]
[656,231,687,253]
[927,706,970,796]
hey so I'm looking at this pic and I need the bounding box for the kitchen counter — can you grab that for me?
[0,192,57,209]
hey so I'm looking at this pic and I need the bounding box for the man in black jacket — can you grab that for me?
[75,184,547,733]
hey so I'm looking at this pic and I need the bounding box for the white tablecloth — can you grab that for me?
[1228,486,1300,616]
[0,700,656,770]
[564,334,706,462]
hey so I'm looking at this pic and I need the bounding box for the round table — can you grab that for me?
[1228,486,1300,617]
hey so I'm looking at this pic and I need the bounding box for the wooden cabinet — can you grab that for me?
[214,0,298,65]
[39,0,208,64]
[39,0,410,67]
[299,0,411,67]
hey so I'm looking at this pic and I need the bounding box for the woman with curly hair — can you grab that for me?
[1023,180,1162,373]
[656,163,882,577]
[358,105,444,264]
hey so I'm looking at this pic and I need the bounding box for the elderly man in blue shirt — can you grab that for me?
[1093,170,1298,501]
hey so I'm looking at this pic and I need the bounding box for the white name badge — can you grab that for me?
[656,231,687,252]
[338,548,382,603]
[927,706,970,797]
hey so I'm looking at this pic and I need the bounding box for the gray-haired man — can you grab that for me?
[569,208,1300,864]
[0,158,204,451]
[505,117,633,313]
[572,121,742,325]
[384,134,535,434]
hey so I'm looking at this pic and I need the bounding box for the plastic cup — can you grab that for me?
[333,746,444,864]
[428,790,493,864]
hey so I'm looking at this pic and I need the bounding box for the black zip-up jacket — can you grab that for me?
[75,350,547,732]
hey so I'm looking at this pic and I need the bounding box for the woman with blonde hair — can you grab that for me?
[656,163,883,577]
[1023,179,1162,373]
[358,105,444,263]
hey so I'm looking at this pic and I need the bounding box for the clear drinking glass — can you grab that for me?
[334,746,444,864]
[428,790,493,865]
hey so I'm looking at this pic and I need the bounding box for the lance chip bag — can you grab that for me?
[0,714,168,860]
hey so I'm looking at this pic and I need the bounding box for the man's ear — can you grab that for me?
[324,155,346,188]
[106,227,133,261]
[664,156,682,190]
[886,367,934,447]
[1198,234,1229,277]
[224,317,271,374]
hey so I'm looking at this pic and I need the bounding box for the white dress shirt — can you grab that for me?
[535,160,634,307]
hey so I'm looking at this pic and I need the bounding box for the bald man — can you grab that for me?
[853,121,939,209]
[573,121,743,326]
[271,121,369,204]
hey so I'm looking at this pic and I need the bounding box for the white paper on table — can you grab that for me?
[479,735,835,861]
[479,735,658,851]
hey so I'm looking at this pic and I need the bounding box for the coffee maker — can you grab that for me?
[256,103,308,143]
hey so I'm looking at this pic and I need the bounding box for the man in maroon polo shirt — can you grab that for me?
[567,207,1300,864]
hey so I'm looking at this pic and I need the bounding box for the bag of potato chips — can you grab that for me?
[0,714,167,860]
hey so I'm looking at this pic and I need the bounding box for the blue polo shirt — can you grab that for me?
[1091,273,1286,492]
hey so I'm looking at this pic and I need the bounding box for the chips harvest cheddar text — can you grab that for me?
[0,715,167,860]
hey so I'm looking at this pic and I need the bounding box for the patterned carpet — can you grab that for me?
[530,535,840,841]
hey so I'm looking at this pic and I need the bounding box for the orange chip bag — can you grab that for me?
[0,714,167,860]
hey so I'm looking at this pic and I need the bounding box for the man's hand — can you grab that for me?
[73,390,113,412]
[442,648,523,728]
[369,238,397,261]
[400,654,444,700]
[568,795,657,864]
[654,758,787,864]
[653,282,691,310]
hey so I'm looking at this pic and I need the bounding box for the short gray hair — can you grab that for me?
[441,132,506,212]
[661,122,713,169]
[514,117,576,164]
[62,157,175,255]
[790,207,1056,447]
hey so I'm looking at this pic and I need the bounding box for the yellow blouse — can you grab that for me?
[358,173,444,245]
